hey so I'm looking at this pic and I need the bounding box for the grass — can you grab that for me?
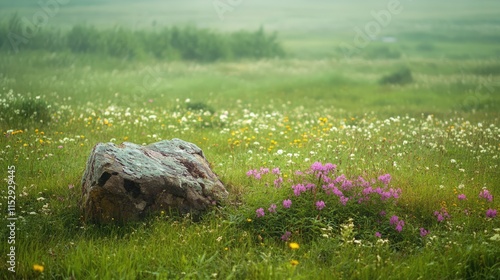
[1,1,500,278]
[0,51,499,279]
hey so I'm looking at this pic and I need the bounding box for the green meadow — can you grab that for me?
[0,0,499,279]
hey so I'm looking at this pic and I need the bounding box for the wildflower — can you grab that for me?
[311,161,324,172]
[273,177,283,188]
[324,163,336,172]
[389,215,399,225]
[33,264,44,272]
[289,242,300,249]
[315,200,326,211]
[292,184,306,196]
[246,218,252,222]
[283,199,292,209]
[375,232,382,238]
[479,189,493,202]
[396,220,405,232]
[420,228,429,237]
[68,184,74,189]
[256,208,265,218]
[434,211,444,222]
[339,196,349,206]
[290,260,299,266]
[268,204,277,213]
[272,167,281,174]
[260,167,270,174]
[457,194,466,200]
[281,231,292,241]
[486,209,497,218]
[378,174,391,185]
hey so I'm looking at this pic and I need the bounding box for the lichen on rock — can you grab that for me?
[80,138,228,224]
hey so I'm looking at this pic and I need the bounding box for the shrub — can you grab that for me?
[364,45,401,59]
[66,25,103,54]
[379,67,413,85]
[170,26,231,61]
[229,27,285,59]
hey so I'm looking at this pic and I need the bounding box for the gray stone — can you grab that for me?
[80,138,228,224]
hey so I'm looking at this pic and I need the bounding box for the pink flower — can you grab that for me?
[457,194,466,200]
[390,216,404,232]
[273,177,283,188]
[434,209,450,222]
[272,167,281,175]
[420,228,429,237]
[315,200,326,211]
[268,204,277,213]
[390,215,399,225]
[260,167,270,174]
[378,174,391,185]
[479,189,493,202]
[283,199,292,209]
[324,163,336,172]
[292,184,306,196]
[435,213,444,222]
[395,221,404,232]
[281,231,292,241]
[339,196,349,206]
[311,162,325,172]
[486,209,497,218]
[256,208,265,218]
[375,232,382,238]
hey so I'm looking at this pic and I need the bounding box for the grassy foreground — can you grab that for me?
[0,49,499,279]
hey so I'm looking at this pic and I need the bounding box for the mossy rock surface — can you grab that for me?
[81,138,228,224]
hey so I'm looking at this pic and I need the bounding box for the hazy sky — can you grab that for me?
[1,0,499,33]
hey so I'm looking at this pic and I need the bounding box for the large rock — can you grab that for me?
[80,138,228,224]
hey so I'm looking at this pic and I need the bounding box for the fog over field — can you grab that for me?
[2,0,500,59]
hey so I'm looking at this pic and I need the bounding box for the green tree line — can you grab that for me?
[0,14,285,61]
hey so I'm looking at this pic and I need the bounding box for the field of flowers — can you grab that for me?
[0,52,499,279]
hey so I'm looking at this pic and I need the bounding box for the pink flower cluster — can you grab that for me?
[315,200,326,211]
[486,209,497,218]
[419,228,429,237]
[246,167,283,188]
[255,200,291,217]
[390,215,405,232]
[434,208,450,222]
[479,189,493,202]
[250,162,401,223]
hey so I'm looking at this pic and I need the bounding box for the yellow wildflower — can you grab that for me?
[289,242,300,250]
[33,264,44,272]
